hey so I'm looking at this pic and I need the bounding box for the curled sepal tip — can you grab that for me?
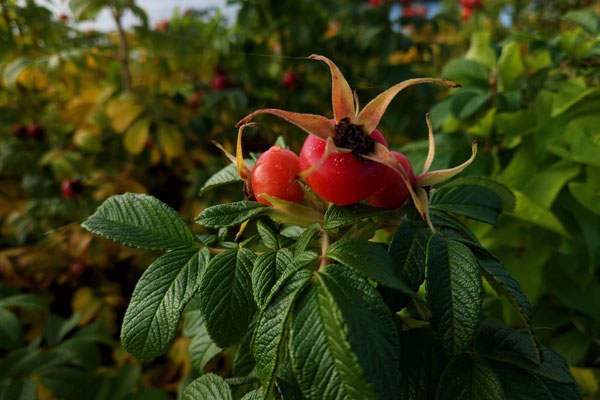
[422,113,435,174]
[309,54,356,122]
[417,141,478,187]
[357,78,460,135]
[236,109,335,140]
[236,123,257,182]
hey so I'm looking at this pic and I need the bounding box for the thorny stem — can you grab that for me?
[319,229,329,271]
[111,7,132,91]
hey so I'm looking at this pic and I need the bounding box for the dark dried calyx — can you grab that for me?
[333,118,375,161]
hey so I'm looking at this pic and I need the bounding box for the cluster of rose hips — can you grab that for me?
[460,0,483,21]
[12,123,45,140]
[224,55,475,230]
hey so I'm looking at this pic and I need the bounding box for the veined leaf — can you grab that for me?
[319,265,401,400]
[389,220,431,291]
[199,159,256,195]
[254,270,312,399]
[443,177,515,213]
[183,374,232,400]
[256,220,279,250]
[326,237,417,298]
[426,235,482,357]
[476,320,574,384]
[442,59,489,86]
[82,193,194,250]
[469,246,539,363]
[295,228,319,256]
[122,248,208,360]
[189,321,222,373]
[289,281,379,400]
[195,201,268,228]
[399,328,443,400]
[199,249,256,347]
[252,249,294,310]
[436,355,504,400]
[430,184,503,226]
[323,203,393,230]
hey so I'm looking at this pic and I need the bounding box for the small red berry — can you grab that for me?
[251,146,304,205]
[61,178,84,199]
[370,0,383,6]
[210,71,229,91]
[366,151,416,209]
[461,7,473,20]
[26,123,45,140]
[155,20,169,31]
[12,123,27,138]
[283,71,298,89]
[188,90,204,107]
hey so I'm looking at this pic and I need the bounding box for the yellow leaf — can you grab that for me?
[158,123,184,161]
[571,367,599,397]
[105,93,144,132]
[124,118,151,155]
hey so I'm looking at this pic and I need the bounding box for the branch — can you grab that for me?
[111,7,132,91]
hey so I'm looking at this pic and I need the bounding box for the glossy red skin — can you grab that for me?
[252,146,304,205]
[12,123,27,138]
[26,124,45,139]
[461,7,472,20]
[366,151,416,209]
[299,128,389,205]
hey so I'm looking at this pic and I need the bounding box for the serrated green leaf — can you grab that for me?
[436,355,504,400]
[470,247,539,363]
[195,201,268,228]
[389,220,431,291]
[241,390,264,400]
[323,203,393,230]
[399,328,443,400]
[183,374,232,400]
[326,237,417,298]
[199,249,256,347]
[256,220,279,250]
[290,281,378,400]
[254,270,312,399]
[319,265,401,400]
[199,159,256,195]
[82,193,194,250]
[295,228,319,256]
[430,184,503,225]
[122,248,208,360]
[233,317,256,377]
[252,249,294,310]
[0,308,22,350]
[443,177,515,213]
[426,235,482,357]
[189,322,222,373]
[477,320,574,384]
[490,362,556,400]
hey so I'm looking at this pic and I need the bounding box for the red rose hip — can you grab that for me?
[251,146,304,205]
[366,151,416,209]
[299,128,389,206]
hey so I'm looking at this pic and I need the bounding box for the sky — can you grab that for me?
[36,0,239,30]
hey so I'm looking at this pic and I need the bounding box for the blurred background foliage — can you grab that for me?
[0,0,599,398]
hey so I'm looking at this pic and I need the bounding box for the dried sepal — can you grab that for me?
[236,123,256,181]
[417,141,478,187]
[298,137,352,179]
[415,187,434,232]
[309,54,355,122]
[211,140,236,165]
[261,194,324,227]
[422,113,435,174]
[357,78,461,135]
[236,109,335,140]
